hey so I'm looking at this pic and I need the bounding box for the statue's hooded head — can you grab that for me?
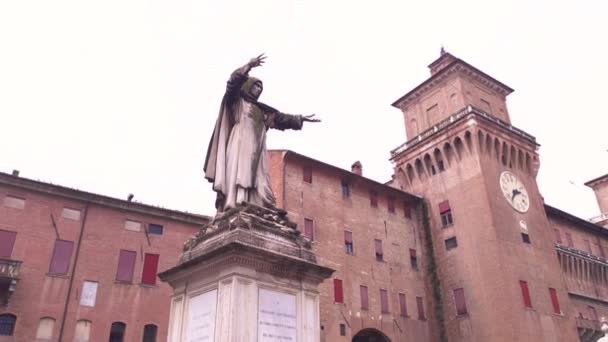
[241,77,263,101]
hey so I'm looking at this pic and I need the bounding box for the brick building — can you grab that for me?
[1,51,607,342]
[0,172,209,341]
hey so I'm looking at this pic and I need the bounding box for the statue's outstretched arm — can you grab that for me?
[267,112,321,131]
[226,54,266,96]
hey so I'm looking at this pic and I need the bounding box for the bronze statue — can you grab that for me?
[204,54,320,212]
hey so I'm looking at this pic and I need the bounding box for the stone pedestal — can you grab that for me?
[159,204,334,342]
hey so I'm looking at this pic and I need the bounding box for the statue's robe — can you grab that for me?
[204,66,303,211]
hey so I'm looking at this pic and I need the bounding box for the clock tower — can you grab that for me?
[390,52,579,341]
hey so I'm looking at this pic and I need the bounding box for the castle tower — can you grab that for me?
[390,52,579,341]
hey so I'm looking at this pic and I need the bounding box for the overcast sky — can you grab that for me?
[1,0,606,219]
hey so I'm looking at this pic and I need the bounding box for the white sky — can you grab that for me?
[0,0,606,219]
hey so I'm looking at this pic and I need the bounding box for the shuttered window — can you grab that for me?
[370,191,378,207]
[399,293,407,317]
[116,250,136,282]
[588,306,598,321]
[49,240,74,274]
[403,202,412,218]
[304,219,314,240]
[416,296,426,320]
[520,281,532,308]
[0,230,17,258]
[333,279,343,303]
[303,166,312,183]
[360,286,369,310]
[344,231,354,255]
[584,239,592,254]
[548,288,560,314]
[388,197,395,213]
[453,288,468,315]
[380,289,389,313]
[142,254,159,285]
[439,200,453,227]
[374,239,383,261]
[410,248,418,270]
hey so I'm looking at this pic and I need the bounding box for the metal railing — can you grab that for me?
[0,258,22,279]
[390,105,537,157]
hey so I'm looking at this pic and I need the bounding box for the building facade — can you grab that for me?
[0,52,607,342]
[0,172,209,341]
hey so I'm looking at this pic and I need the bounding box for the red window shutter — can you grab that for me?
[548,288,560,314]
[399,293,407,317]
[49,240,74,274]
[304,219,314,240]
[403,202,412,218]
[0,230,17,258]
[416,296,425,319]
[116,250,136,282]
[438,200,450,214]
[370,191,378,207]
[388,197,395,213]
[360,286,368,310]
[519,281,532,308]
[303,166,312,183]
[333,279,343,303]
[565,233,573,247]
[554,229,562,244]
[142,254,159,285]
[344,231,353,243]
[453,288,468,315]
[380,289,389,313]
[588,306,598,321]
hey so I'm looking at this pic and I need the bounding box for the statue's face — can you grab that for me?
[250,81,263,99]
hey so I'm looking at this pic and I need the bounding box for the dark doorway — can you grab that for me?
[352,328,391,342]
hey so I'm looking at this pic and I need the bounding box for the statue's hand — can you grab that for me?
[248,53,267,68]
[303,114,321,123]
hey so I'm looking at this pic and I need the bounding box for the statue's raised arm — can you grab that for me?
[204,55,320,213]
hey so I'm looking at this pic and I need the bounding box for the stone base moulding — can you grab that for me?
[159,203,334,342]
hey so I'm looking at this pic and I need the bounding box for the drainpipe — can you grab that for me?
[58,202,90,341]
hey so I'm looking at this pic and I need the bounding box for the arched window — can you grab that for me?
[143,324,158,342]
[0,313,16,336]
[74,319,91,342]
[35,317,55,340]
[510,146,517,168]
[109,322,126,342]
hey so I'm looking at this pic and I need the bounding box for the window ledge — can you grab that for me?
[442,223,454,229]
[456,313,470,318]
[114,280,133,285]
[139,283,157,288]
[46,273,69,278]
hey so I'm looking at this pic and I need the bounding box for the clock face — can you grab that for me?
[499,171,529,213]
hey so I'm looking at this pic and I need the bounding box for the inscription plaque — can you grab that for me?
[258,288,297,341]
[186,289,217,342]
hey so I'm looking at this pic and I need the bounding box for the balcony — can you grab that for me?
[0,258,22,305]
[390,105,537,158]
[590,213,608,226]
[577,317,603,342]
